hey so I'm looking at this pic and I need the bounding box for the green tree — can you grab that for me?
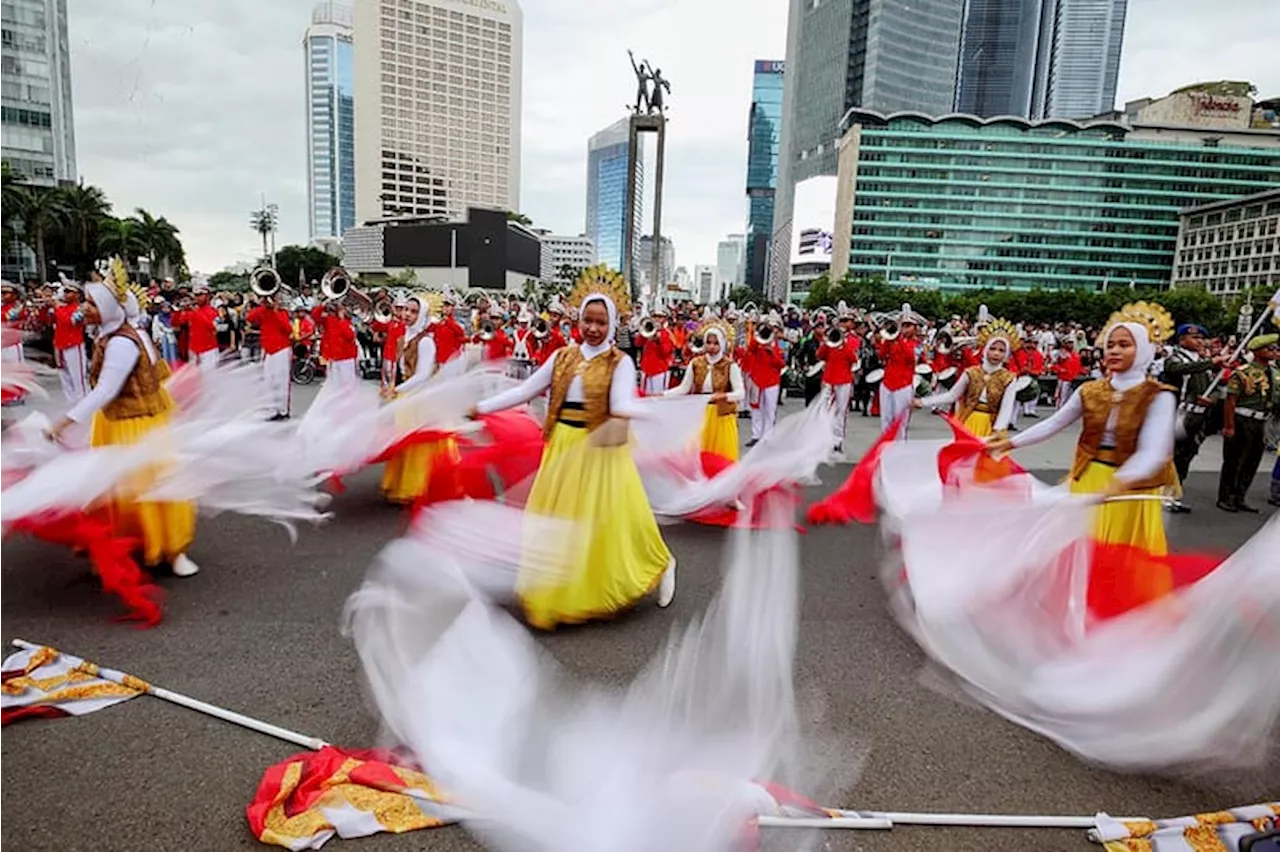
[385,268,419,288]
[208,270,249,291]
[274,244,341,290]
[133,208,184,278]
[505,211,533,227]
[97,216,145,267]
[7,185,67,281]
[726,285,759,308]
[520,277,540,304]
[56,181,112,277]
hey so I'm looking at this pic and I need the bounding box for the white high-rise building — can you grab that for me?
[716,235,745,297]
[694,264,717,304]
[539,232,595,285]
[305,3,356,241]
[0,0,76,186]
[353,0,523,224]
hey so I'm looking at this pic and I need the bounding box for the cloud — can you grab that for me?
[67,0,1278,278]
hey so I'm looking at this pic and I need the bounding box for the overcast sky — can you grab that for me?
[67,0,1279,277]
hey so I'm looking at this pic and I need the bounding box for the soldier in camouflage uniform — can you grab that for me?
[1216,333,1279,513]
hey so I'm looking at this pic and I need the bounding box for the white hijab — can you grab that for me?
[405,295,431,338]
[704,327,728,364]
[981,335,1011,374]
[85,282,127,335]
[579,294,617,352]
[1106,321,1155,388]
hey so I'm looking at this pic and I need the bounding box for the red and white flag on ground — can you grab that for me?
[1092,802,1279,851]
[247,746,460,850]
[0,645,146,725]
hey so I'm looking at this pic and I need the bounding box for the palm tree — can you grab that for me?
[8,185,67,281]
[133,207,183,278]
[97,216,145,266]
[57,181,112,276]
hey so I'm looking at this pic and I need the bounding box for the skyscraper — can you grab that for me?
[1032,0,1127,120]
[0,0,76,186]
[744,60,784,292]
[717,234,745,296]
[353,0,522,223]
[637,234,674,293]
[585,117,644,272]
[954,0,1127,120]
[305,3,355,240]
[768,0,965,297]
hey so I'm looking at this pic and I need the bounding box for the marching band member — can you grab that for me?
[311,301,359,387]
[1012,336,1045,423]
[474,313,512,361]
[988,302,1178,618]
[913,317,1020,437]
[1162,322,1221,513]
[368,295,407,391]
[53,280,89,403]
[665,321,745,462]
[510,306,536,379]
[381,293,450,505]
[246,293,293,420]
[639,305,674,395]
[745,316,786,446]
[42,260,199,577]
[533,298,569,366]
[172,284,220,373]
[432,292,467,364]
[874,302,923,439]
[471,272,676,628]
[1050,336,1083,408]
[2,280,29,372]
[1216,333,1278,513]
[817,311,860,452]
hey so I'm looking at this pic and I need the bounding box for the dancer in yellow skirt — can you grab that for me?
[664,321,744,460]
[914,317,1019,438]
[472,272,675,629]
[43,260,199,576]
[989,302,1178,616]
[380,293,453,504]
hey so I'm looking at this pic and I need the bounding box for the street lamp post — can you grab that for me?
[249,200,279,268]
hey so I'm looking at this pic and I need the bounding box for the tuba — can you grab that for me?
[479,320,496,341]
[533,317,550,338]
[878,317,899,341]
[321,266,373,313]
[372,297,394,324]
[755,323,775,345]
[824,326,843,347]
[249,266,291,300]
[688,333,705,354]
[639,317,658,338]
[935,330,954,354]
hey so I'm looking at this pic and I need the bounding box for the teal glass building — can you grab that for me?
[835,110,1280,291]
[745,60,784,291]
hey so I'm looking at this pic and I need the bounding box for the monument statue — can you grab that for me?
[627,49,670,115]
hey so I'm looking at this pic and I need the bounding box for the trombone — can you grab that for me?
[249,266,296,303]
[320,266,373,314]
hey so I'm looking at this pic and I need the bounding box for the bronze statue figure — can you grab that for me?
[627,49,670,114]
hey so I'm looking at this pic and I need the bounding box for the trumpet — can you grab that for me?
[755,324,775,345]
[639,317,658,338]
[533,317,550,338]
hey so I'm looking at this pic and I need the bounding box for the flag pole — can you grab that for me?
[830,809,1147,828]
[11,639,329,751]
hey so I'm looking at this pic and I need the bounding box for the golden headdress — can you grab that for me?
[126,281,149,311]
[697,318,735,352]
[975,317,1020,351]
[107,257,131,304]
[1100,300,1173,346]
[566,264,631,314]
[415,290,445,320]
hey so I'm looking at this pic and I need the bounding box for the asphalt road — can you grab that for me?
[2,394,1276,852]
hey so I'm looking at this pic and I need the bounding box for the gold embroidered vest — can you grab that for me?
[543,345,623,439]
[401,329,433,379]
[957,366,1015,423]
[89,324,168,420]
[1071,377,1176,490]
[689,355,736,416]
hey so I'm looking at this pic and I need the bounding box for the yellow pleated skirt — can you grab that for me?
[518,422,671,630]
[701,405,740,461]
[1071,460,1172,616]
[90,409,197,567]
[380,439,457,505]
[962,410,995,438]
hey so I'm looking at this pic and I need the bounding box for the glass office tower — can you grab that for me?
[305,3,356,239]
[745,60,784,292]
[585,117,644,272]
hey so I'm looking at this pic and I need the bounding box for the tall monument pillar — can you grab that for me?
[623,51,671,309]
